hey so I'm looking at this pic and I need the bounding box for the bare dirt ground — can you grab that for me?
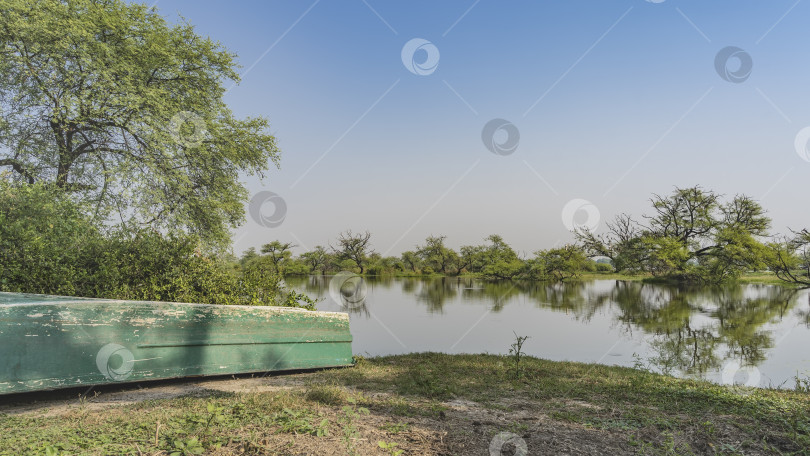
[0,373,653,455]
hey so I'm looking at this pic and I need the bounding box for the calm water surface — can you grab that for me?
[286,276,810,388]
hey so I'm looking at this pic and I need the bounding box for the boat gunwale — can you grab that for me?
[0,292,348,317]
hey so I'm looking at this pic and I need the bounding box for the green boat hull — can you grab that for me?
[0,293,353,394]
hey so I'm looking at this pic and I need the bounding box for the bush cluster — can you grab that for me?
[0,182,314,309]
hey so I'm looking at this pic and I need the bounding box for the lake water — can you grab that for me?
[286,275,810,389]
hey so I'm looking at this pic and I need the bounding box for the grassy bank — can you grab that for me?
[1,353,808,455]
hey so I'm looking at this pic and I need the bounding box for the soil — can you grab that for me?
[0,373,666,455]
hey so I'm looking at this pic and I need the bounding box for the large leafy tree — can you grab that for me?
[0,0,279,249]
[260,241,295,273]
[575,213,649,273]
[479,234,525,280]
[331,230,373,274]
[643,188,770,280]
[764,229,810,287]
[416,235,458,275]
[577,186,771,282]
[532,244,590,282]
[400,250,421,273]
[300,245,330,275]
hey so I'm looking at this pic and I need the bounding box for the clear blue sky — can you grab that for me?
[153,0,809,257]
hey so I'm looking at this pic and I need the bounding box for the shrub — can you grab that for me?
[595,262,614,272]
[0,181,312,309]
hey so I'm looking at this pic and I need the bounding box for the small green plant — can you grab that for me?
[381,421,409,434]
[508,332,530,380]
[793,373,810,393]
[700,420,717,437]
[272,408,330,436]
[340,397,370,455]
[378,440,404,456]
[202,403,226,442]
[42,444,67,456]
[631,352,650,372]
[169,437,204,456]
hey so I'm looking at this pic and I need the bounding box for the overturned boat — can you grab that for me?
[0,292,353,394]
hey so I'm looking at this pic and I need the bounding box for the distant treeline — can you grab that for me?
[242,186,810,285]
[240,233,608,282]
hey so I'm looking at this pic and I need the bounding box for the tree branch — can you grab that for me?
[0,158,35,184]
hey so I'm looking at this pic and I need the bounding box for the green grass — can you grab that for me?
[2,353,808,455]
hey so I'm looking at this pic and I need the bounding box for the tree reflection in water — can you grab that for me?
[285,275,806,377]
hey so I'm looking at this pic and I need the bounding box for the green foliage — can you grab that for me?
[339,398,370,456]
[0,0,280,250]
[0,181,99,294]
[400,250,422,273]
[169,436,205,456]
[0,181,312,308]
[366,254,405,276]
[479,234,525,280]
[595,262,614,272]
[299,245,331,274]
[763,231,810,286]
[508,332,530,380]
[272,408,330,436]
[42,445,67,456]
[378,440,404,456]
[332,230,373,274]
[416,235,459,274]
[577,186,773,283]
[260,241,295,273]
[793,374,810,393]
[532,244,590,282]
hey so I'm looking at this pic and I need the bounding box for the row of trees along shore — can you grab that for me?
[245,186,810,286]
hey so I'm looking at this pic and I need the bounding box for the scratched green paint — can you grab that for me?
[0,292,353,394]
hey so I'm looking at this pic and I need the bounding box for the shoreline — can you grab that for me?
[2,353,808,455]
